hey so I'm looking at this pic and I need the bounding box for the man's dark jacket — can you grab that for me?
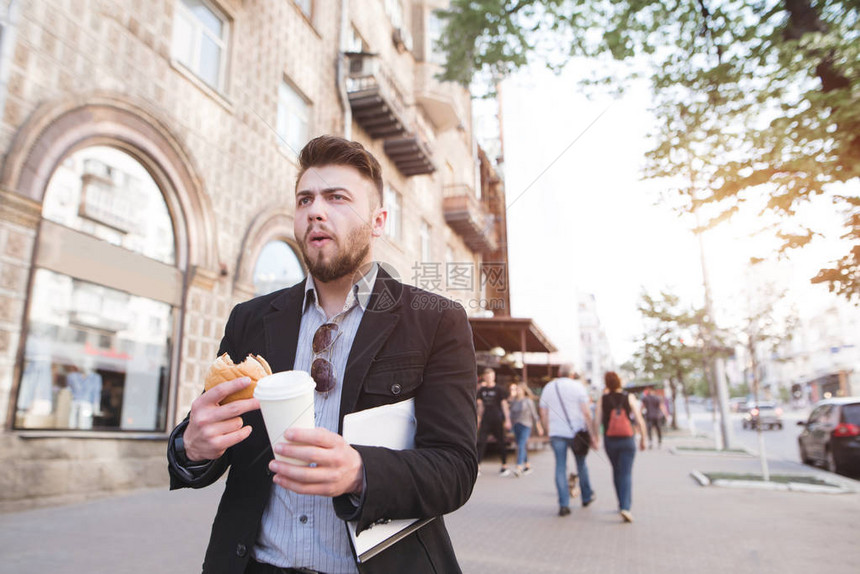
[167,268,478,573]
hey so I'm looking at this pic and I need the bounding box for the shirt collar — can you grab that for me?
[302,263,379,315]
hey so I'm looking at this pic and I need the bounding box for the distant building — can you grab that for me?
[726,259,859,404]
[578,292,614,389]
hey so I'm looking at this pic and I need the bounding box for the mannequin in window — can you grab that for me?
[67,363,103,429]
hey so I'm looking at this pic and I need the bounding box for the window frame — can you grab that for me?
[172,0,231,93]
[383,184,402,242]
[14,145,185,436]
[252,238,306,296]
[293,0,313,20]
[419,220,431,262]
[276,79,311,157]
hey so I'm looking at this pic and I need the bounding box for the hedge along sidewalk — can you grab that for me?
[689,470,855,494]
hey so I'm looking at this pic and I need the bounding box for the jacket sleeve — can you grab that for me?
[167,418,230,489]
[333,303,478,532]
[167,305,242,490]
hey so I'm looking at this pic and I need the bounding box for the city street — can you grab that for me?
[686,403,812,464]
[2,424,859,574]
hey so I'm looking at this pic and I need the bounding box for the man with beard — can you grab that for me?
[167,136,478,574]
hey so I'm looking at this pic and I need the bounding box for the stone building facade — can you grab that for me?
[0,0,502,510]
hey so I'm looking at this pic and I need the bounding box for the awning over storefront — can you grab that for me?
[469,317,557,353]
[469,316,557,384]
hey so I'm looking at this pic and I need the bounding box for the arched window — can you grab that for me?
[253,240,304,296]
[15,146,180,432]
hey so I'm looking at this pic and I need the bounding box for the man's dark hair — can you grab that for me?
[296,135,384,205]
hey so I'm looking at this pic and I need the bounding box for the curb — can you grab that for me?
[689,470,710,486]
[690,470,853,494]
[671,446,754,458]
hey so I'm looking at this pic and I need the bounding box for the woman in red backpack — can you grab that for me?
[593,371,646,523]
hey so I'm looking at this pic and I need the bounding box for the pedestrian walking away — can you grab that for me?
[166,135,478,574]
[476,368,513,476]
[594,371,647,523]
[539,364,597,516]
[508,381,544,476]
[641,386,669,448]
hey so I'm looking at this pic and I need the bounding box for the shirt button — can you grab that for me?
[299,515,308,524]
[235,543,247,557]
[391,383,402,395]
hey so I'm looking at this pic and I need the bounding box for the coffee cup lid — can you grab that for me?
[254,371,316,400]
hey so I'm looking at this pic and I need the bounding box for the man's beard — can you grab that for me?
[300,225,371,283]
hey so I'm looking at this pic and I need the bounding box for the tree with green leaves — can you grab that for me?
[439,1,859,300]
[630,291,709,429]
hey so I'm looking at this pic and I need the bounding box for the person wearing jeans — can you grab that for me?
[603,436,637,511]
[508,382,543,475]
[594,371,647,523]
[539,364,597,516]
[550,436,593,512]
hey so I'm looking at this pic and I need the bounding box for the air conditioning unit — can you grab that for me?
[392,27,413,53]
[347,53,377,77]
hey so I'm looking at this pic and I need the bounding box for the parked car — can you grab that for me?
[797,397,860,476]
[730,397,748,412]
[742,402,783,430]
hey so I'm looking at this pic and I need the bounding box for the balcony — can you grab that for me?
[384,135,435,176]
[346,53,435,176]
[442,184,498,253]
[415,62,464,132]
[345,53,409,139]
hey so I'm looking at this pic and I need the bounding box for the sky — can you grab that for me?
[497,63,855,365]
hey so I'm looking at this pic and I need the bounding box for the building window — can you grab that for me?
[40,147,175,265]
[427,11,446,66]
[385,0,411,51]
[384,185,401,241]
[294,0,312,19]
[276,80,310,155]
[15,146,179,432]
[172,0,229,91]
[346,25,366,53]
[253,240,305,296]
[384,0,403,29]
[420,220,431,262]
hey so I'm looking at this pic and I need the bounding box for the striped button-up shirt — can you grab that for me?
[253,265,377,573]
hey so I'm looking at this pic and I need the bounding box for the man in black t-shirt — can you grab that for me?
[476,368,513,476]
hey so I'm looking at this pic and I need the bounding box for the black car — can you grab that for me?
[797,397,860,476]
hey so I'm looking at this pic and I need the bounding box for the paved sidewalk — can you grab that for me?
[1,431,858,574]
[451,433,860,574]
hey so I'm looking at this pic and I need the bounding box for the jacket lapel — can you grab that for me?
[338,268,402,427]
[263,282,305,374]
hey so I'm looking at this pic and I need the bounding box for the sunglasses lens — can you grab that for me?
[313,323,339,354]
[311,357,335,393]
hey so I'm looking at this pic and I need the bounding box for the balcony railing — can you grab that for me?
[346,52,435,176]
[442,184,498,253]
[345,53,409,139]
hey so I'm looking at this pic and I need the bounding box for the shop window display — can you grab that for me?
[15,146,178,432]
[16,272,172,431]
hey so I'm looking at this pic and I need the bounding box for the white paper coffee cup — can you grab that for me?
[254,370,316,465]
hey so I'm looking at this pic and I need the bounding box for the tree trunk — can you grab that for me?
[668,377,680,430]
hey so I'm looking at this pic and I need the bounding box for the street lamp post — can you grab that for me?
[695,211,733,450]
